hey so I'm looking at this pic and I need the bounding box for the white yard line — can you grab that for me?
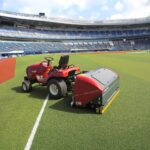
[128,51,147,54]
[24,94,49,150]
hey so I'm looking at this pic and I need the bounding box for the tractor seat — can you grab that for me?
[57,55,69,69]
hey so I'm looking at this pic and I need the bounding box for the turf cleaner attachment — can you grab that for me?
[71,68,119,114]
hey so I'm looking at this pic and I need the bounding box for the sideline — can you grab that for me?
[24,95,49,150]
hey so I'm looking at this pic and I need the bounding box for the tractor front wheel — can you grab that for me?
[22,80,32,92]
[47,79,67,99]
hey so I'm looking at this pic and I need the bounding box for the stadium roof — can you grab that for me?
[0,10,150,26]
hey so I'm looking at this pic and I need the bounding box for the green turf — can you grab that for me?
[0,53,150,150]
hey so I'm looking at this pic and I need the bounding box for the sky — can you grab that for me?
[0,0,150,20]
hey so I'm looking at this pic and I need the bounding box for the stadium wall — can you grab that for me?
[0,58,16,83]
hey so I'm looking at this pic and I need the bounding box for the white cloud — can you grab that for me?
[111,0,150,19]
[2,0,92,13]
[111,13,123,20]
[124,0,150,18]
[1,0,150,20]
[102,5,109,11]
[1,0,97,19]
[114,1,124,11]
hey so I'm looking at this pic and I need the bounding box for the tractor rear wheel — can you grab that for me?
[22,80,32,92]
[47,79,67,99]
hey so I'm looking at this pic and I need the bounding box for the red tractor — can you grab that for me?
[22,55,80,99]
[22,55,119,114]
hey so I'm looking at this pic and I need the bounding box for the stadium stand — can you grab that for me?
[0,10,150,57]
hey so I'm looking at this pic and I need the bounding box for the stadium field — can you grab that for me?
[0,52,150,150]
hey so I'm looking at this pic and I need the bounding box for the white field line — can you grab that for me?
[128,51,147,54]
[24,94,49,150]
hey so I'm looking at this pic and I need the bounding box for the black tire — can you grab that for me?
[22,80,32,92]
[47,79,67,99]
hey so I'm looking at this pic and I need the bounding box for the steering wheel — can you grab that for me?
[44,57,54,66]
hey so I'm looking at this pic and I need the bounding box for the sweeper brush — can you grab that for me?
[22,55,119,114]
[71,68,120,114]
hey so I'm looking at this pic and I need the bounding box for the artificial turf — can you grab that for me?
[0,52,150,150]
